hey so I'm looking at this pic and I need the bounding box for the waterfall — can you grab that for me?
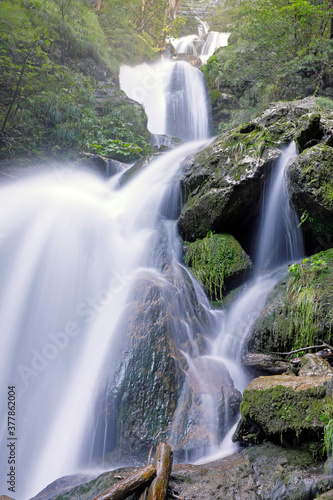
[119,59,210,141]
[0,141,212,499]
[172,34,199,56]
[165,61,210,141]
[200,31,230,64]
[255,141,304,269]
[170,18,230,64]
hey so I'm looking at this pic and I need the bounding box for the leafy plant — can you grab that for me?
[89,139,151,161]
[185,231,248,302]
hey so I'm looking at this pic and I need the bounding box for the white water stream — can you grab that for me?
[170,18,230,64]
[0,22,304,500]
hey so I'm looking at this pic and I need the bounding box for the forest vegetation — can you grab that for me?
[0,0,183,160]
[203,0,333,128]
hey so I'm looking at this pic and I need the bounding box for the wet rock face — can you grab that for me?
[169,357,241,460]
[289,144,333,252]
[178,96,333,256]
[92,263,215,464]
[233,355,333,456]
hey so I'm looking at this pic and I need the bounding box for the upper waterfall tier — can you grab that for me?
[119,59,210,141]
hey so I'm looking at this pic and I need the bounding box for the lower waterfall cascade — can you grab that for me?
[0,20,306,500]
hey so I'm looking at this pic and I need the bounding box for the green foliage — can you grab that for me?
[284,253,330,351]
[316,97,333,111]
[203,0,333,128]
[89,138,152,161]
[0,0,157,160]
[98,0,158,64]
[322,400,333,457]
[324,419,333,457]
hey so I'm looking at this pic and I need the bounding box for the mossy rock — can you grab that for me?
[178,122,281,247]
[246,248,333,355]
[234,357,333,456]
[184,232,253,301]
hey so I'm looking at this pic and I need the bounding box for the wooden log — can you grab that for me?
[139,446,154,500]
[93,465,156,500]
[147,443,173,500]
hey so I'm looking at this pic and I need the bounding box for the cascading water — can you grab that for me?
[200,31,230,64]
[192,141,305,464]
[119,59,210,141]
[255,141,304,270]
[0,33,214,498]
[170,18,230,63]
[172,34,199,56]
[0,140,211,499]
[165,61,210,141]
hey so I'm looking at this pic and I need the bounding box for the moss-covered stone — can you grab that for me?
[184,232,253,301]
[246,248,333,355]
[178,122,281,246]
[234,358,333,456]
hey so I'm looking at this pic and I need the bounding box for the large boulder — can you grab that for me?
[178,96,333,257]
[233,355,333,456]
[178,122,281,247]
[94,261,217,464]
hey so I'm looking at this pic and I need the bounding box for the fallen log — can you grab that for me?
[147,443,173,500]
[139,446,154,500]
[93,465,156,500]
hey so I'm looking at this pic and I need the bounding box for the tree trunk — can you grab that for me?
[167,0,181,21]
[147,443,173,500]
[1,53,29,135]
[93,465,156,500]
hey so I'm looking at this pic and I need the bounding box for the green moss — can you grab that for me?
[184,232,251,302]
[249,249,333,355]
[241,383,330,441]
